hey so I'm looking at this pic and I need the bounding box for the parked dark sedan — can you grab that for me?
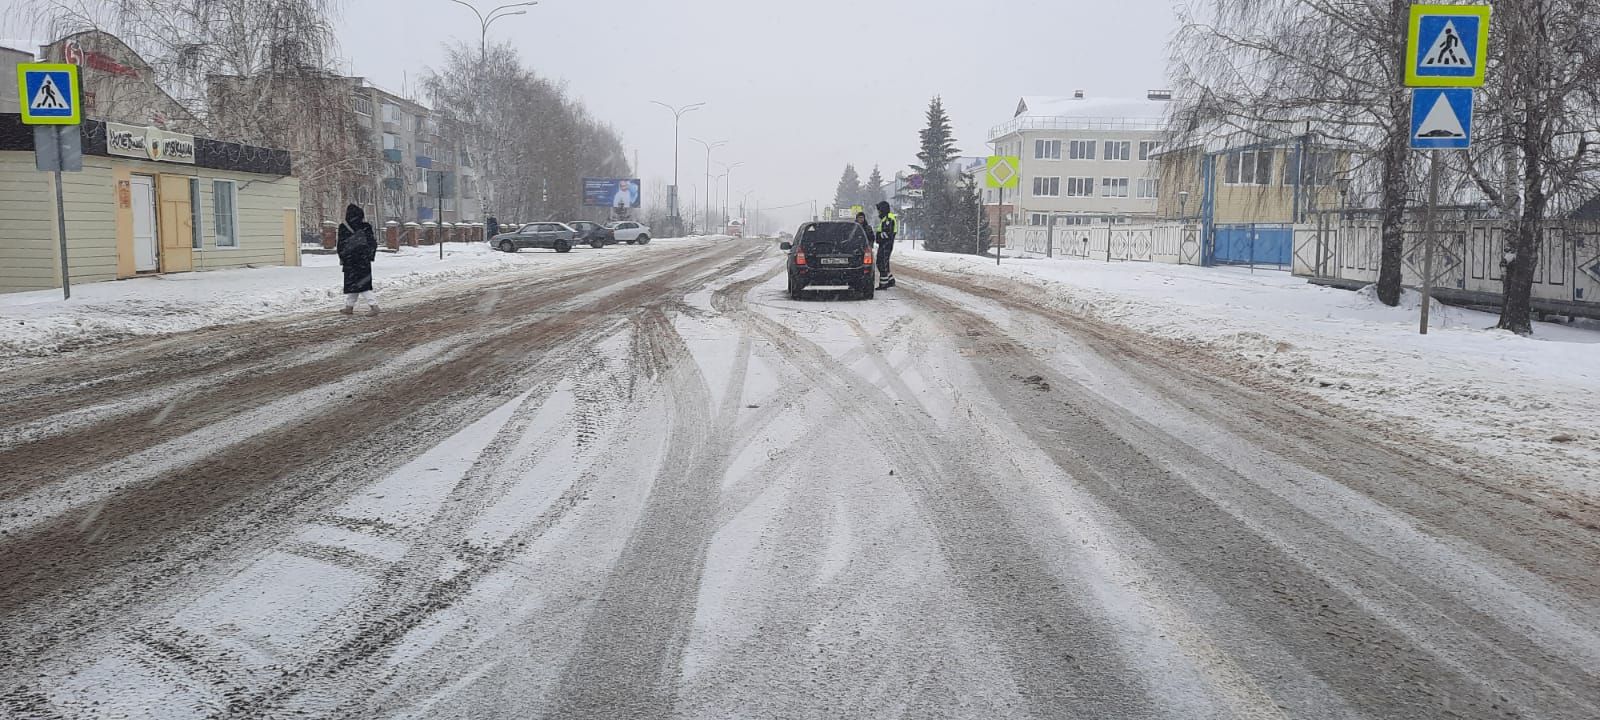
[780,221,876,300]
[491,222,579,253]
[567,221,616,249]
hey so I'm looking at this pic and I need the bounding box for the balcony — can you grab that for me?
[416,155,433,169]
[383,148,403,163]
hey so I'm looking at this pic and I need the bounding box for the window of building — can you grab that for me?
[1139,141,1160,160]
[1100,177,1129,197]
[1226,150,1273,186]
[381,103,401,124]
[1034,139,1061,160]
[1029,213,1048,226]
[352,94,373,116]
[1032,176,1060,197]
[1284,150,1337,186]
[213,180,238,248]
[1136,177,1160,198]
[418,141,432,159]
[354,185,373,206]
[1103,141,1131,161]
[188,178,204,249]
[1068,140,1096,160]
[414,114,426,133]
[383,133,400,151]
[1066,177,1095,197]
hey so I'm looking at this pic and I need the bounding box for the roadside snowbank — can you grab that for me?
[0,239,711,358]
[902,248,1600,494]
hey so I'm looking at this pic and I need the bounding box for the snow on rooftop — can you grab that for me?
[1015,94,1170,121]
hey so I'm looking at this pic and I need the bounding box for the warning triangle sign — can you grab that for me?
[29,75,69,110]
[1415,95,1465,139]
[1421,20,1473,69]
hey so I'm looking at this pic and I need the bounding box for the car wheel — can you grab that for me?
[554,239,571,253]
[590,239,605,249]
[625,239,636,245]
[635,234,651,245]
[498,240,516,253]
[856,282,875,300]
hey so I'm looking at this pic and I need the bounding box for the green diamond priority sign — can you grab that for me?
[985,155,1020,190]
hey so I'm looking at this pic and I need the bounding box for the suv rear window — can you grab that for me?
[799,223,871,246]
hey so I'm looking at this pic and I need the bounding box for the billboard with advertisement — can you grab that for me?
[583,178,642,208]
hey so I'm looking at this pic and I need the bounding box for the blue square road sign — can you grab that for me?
[1410,88,1474,150]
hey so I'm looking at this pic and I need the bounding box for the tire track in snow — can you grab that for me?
[904,275,1600,720]
[0,245,754,681]
[539,306,729,719]
[190,247,771,718]
[719,274,1166,718]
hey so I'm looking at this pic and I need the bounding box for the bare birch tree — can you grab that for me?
[1460,0,1600,334]
[1171,0,1416,306]
[24,0,373,232]
[424,42,631,222]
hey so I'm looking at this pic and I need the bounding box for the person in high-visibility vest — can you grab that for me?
[875,201,898,289]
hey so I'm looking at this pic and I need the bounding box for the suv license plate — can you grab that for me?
[820,257,850,265]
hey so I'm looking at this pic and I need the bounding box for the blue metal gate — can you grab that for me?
[1212,224,1293,268]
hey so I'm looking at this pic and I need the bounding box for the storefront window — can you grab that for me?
[213,180,238,248]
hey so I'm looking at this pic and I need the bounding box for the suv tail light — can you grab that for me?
[794,250,807,265]
[863,251,874,265]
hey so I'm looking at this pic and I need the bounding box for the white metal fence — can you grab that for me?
[1293,218,1600,313]
[1006,222,1204,265]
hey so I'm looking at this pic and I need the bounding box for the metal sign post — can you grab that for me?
[984,155,1020,265]
[1405,4,1488,335]
[18,62,83,300]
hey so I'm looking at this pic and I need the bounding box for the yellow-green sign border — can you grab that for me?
[1405,4,1491,88]
[985,155,1020,190]
[17,63,83,125]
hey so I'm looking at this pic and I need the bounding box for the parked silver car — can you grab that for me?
[492,222,579,253]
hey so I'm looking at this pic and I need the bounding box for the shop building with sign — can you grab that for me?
[0,114,300,293]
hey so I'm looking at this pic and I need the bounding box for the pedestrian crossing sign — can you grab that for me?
[17,63,81,125]
[1406,4,1490,87]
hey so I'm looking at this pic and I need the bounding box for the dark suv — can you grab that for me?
[780,221,876,300]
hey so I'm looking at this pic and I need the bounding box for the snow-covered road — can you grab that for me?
[1,240,1596,719]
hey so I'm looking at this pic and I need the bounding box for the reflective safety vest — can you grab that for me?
[879,212,898,242]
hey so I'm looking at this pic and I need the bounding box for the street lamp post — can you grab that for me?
[691,137,725,235]
[713,171,729,229]
[451,1,538,63]
[449,0,537,222]
[718,161,743,228]
[649,101,704,230]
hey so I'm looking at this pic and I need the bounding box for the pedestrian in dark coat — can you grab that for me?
[485,216,500,242]
[337,204,380,315]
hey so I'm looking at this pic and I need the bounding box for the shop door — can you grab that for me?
[158,174,194,273]
[130,175,159,272]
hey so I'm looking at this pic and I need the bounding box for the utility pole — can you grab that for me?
[649,101,703,231]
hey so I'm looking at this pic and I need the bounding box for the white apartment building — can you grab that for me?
[987,92,1170,227]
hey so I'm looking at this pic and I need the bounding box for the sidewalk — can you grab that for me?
[0,241,685,358]
[901,247,1600,495]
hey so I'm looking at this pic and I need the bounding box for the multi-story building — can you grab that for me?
[986,92,1170,228]
[349,82,480,227]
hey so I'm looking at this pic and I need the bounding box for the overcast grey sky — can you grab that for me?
[342,0,1179,226]
[6,0,1179,228]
